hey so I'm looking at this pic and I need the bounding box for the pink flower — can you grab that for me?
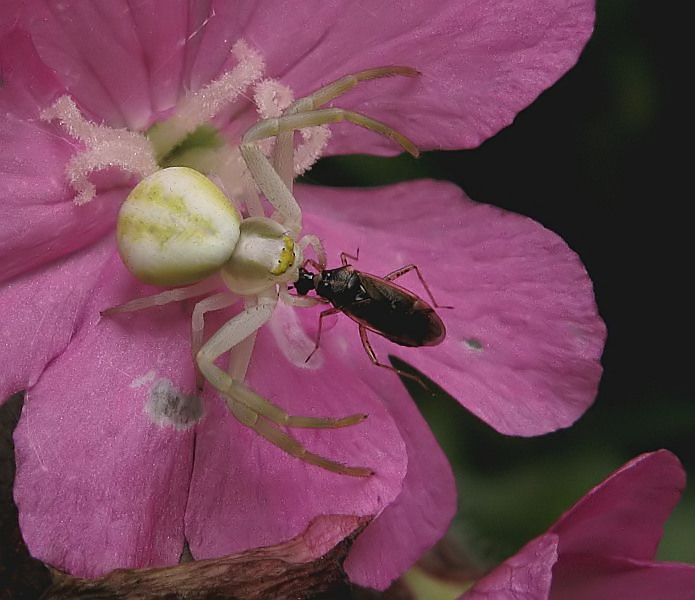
[0,0,602,590]
[462,450,695,600]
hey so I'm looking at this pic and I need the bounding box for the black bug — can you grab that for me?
[294,252,447,382]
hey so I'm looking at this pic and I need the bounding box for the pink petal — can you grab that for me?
[462,534,558,600]
[0,237,112,401]
[0,1,23,39]
[550,450,686,561]
[0,186,122,285]
[16,0,195,128]
[185,306,408,560]
[18,1,593,152]
[0,29,65,119]
[344,368,457,589]
[551,555,695,600]
[298,180,605,435]
[0,30,123,283]
[277,515,370,564]
[14,252,198,577]
[207,0,595,153]
[460,452,691,599]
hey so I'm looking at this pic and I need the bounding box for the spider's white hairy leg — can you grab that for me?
[102,278,221,315]
[227,401,372,477]
[241,67,419,228]
[279,287,322,308]
[228,328,257,382]
[201,359,365,429]
[192,291,240,389]
[272,66,419,188]
[239,142,302,232]
[244,108,420,159]
[289,66,420,114]
[298,234,327,270]
[196,291,367,429]
[197,292,278,371]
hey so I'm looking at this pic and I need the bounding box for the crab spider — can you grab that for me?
[105,67,420,476]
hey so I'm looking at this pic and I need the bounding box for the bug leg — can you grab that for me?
[339,250,360,266]
[305,306,342,364]
[383,264,452,309]
[227,401,372,477]
[301,257,325,272]
[358,326,428,389]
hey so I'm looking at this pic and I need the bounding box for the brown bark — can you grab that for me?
[42,525,365,600]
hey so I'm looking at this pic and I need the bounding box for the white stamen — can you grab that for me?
[149,40,265,157]
[254,79,294,119]
[294,126,331,176]
[41,96,158,204]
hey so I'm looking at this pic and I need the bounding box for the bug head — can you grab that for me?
[293,267,316,296]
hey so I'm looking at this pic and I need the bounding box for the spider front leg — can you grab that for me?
[271,66,420,189]
[196,290,372,476]
[241,108,418,227]
[239,66,420,231]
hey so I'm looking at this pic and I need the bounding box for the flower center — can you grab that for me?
[41,39,330,211]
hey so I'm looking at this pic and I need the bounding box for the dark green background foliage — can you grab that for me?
[304,0,692,565]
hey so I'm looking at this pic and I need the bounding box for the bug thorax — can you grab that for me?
[220,217,301,295]
[315,267,365,307]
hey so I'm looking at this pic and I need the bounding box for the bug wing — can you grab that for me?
[344,274,445,347]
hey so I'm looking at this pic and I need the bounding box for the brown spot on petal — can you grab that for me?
[145,379,203,430]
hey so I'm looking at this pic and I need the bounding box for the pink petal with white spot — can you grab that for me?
[0,30,122,283]
[13,252,197,577]
[185,309,408,560]
[298,180,605,436]
[462,534,557,600]
[0,236,112,401]
[344,369,457,589]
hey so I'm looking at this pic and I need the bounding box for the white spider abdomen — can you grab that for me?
[117,167,242,286]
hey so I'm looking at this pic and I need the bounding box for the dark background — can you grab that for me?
[306,0,693,564]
